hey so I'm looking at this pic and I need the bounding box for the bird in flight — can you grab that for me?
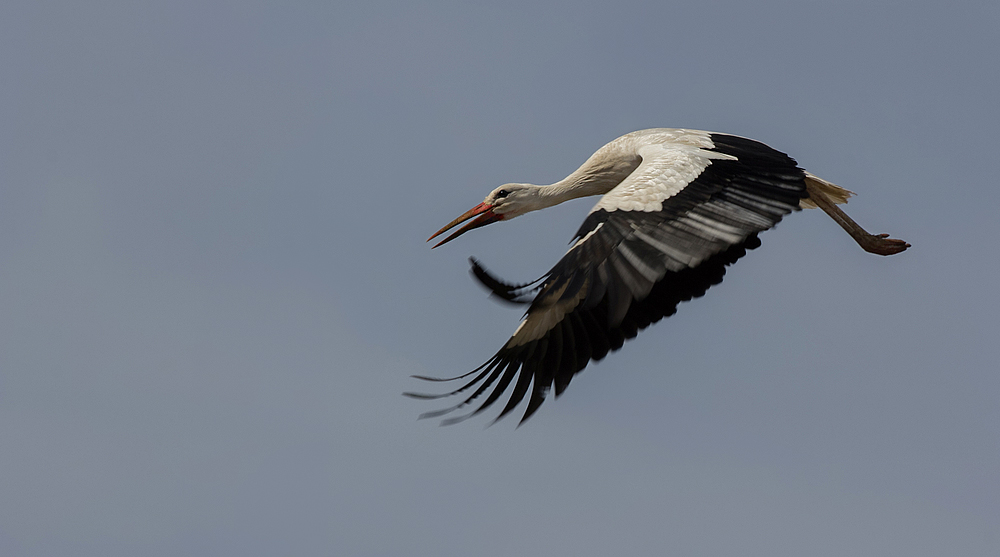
[407,128,909,426]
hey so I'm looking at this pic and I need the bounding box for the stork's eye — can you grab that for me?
[495,189,510,198]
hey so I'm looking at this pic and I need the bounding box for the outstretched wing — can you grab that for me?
[408,134,808,425]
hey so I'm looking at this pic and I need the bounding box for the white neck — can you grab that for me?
[530,161,637,211]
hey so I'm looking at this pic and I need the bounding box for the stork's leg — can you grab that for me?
[805,180,910,256]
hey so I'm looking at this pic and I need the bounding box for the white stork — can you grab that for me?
[408,128,909,425]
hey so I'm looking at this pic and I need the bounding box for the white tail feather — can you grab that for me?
[800,172,854,209]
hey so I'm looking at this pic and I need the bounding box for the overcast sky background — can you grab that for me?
[2,1,998,555]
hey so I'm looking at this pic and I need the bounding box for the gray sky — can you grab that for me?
[2,1,998,555]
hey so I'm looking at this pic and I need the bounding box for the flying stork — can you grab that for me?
[407,128,909,425]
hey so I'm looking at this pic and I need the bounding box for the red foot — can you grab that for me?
[861,233,910,256]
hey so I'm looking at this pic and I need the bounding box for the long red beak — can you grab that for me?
[428,202,503,248]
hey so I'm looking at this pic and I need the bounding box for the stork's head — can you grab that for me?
[428,183,537,248]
